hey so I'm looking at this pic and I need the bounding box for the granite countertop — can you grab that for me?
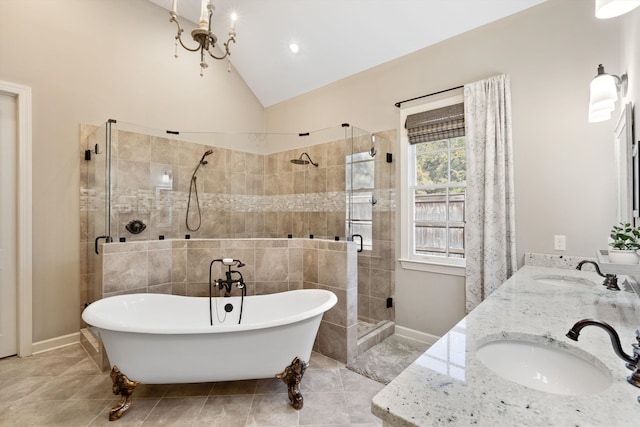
[372,265,640,426]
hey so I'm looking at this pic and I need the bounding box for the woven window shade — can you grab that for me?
[405,103,465,144]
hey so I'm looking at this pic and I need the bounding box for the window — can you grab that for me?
[411,137,466,258]
[399,92,466,272]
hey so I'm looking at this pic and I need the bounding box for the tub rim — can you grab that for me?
[82,288,337,335]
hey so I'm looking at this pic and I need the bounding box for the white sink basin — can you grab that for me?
[533,275,596,288]
[476,338,612,395]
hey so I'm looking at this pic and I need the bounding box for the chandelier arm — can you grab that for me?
[207,38,235,60]
[170,15,202,53]
[207,50,228,60]
[177,35,203,52]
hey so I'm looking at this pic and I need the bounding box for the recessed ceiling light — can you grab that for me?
[289,42,300,54]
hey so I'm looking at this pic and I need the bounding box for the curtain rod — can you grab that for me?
[394,85,464,108]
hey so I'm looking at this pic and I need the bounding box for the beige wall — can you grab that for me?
[265,0,634,336]
[0,0,264,342]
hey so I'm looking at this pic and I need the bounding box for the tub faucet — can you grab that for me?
[208,258,247,325]
[566,319,640,394]
[576,260,619,290]
[210,258,246,297]
[215,270,245,297]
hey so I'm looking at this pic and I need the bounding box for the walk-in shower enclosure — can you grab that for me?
[80,121,396,347]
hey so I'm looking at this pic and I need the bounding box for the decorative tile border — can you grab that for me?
[80,188,396,214]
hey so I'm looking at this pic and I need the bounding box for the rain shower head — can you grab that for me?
[290,152,318,167]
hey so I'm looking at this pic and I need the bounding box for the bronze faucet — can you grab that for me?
[210,259,246,297]
[576,260,620,291]
[208,258,247,325]
[566,319,640,403]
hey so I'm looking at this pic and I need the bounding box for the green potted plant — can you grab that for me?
[608,222,640,264]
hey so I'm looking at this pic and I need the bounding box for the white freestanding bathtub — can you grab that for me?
[82,289,337,419]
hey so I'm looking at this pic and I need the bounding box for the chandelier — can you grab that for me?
[170,0,237,76]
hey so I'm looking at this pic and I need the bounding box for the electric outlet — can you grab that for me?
[554,235,566,251]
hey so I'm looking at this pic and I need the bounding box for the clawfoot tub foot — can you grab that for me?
[276,357,308,410]
[109,366,139,421]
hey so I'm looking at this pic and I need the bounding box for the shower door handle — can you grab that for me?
[351,234,363,253]
[94,235,112,255]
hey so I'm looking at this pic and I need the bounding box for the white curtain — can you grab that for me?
[464,74,517,313]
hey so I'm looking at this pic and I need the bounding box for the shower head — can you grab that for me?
[290,152,319,167]
[200,149,213,165]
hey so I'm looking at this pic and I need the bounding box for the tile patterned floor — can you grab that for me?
[0,344,384,426]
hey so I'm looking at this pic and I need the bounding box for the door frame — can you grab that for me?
[0,80,32,357]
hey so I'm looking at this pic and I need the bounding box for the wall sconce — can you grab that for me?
[588,64,628,123]
[595,0,640,19]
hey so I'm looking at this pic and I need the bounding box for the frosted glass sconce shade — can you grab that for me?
[588,64,627,123]
[588,105,612,123]
[589,70,617,111]
[595,0,640,19]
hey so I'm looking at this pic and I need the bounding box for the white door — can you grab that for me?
[0,92,17,358]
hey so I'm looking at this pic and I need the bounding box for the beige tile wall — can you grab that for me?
[85,130,361,242]
[96,238,357,363]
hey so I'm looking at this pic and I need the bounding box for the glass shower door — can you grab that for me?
[345,126,375,250]
[346,126,395,340]
[84,120,113,305]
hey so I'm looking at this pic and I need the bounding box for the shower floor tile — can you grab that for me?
[0,344,384,426]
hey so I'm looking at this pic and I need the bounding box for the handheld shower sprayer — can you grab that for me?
[200,149,213,165]
[219,258,246,268]
[186,149,214,232]
[191,149,213,178]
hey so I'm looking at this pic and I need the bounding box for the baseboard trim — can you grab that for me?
[394,325,440,346]
[32,332,80,355]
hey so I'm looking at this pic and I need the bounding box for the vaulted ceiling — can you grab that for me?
[149,0,546,106]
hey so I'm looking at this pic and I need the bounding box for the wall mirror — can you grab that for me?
[615,102,634,224]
